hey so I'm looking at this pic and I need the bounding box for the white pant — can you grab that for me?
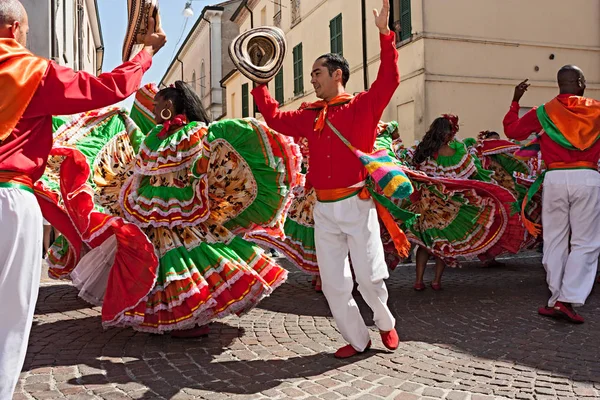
[314,195,395,352]
[542,170,600,307]
[0,188,43,398]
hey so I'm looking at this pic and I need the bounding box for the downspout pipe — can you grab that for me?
[361,0,369,90]
[177,58,184,81]
[77,0,84,71]
[244,2,254,28]
[244,2,256,115]
[202,15,211,109]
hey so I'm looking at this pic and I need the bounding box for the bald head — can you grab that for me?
[557,65,586,96]
[0,0,28,45]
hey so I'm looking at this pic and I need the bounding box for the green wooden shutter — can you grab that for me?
[329,14,343,56]
[275,68,284,104]
[241,83,249,118]
[400,0,411,41]
[293,43,303,96]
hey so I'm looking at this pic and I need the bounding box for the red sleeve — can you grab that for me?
[251,84,314,138]
[25,50,152,117]
[503,101,543,141]
[357,31,400,119]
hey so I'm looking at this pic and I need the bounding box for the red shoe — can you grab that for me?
[538,306,559,318]
[171,325,210,338]
[334,341,371,358]
[553,301,585,324]
[380,329,399,350]
[315,277,322,293]
[430,282,442,291]
[413,282,425,291]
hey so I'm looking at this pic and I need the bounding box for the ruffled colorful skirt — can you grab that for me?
[247,185,319,275]
[396,169,524,265]
[38,103,303,332]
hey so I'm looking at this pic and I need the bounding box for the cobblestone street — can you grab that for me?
[14,254,600,400]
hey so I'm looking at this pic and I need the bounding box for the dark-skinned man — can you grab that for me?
[504,66,600,324]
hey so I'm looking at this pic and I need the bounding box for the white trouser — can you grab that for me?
[542,170,600,307]
[0,187,43,399]
[314,194,395,352]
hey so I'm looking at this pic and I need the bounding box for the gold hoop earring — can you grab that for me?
[160,109,173,120]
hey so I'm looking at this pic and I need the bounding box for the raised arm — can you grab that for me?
[359,0,400,119]
[503,79,543,140]
[27,51,152,117]
[26,17,166,117]
[251,84,313,138]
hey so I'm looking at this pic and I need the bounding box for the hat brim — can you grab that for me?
[122,0,161,62]
[229,27,286,84]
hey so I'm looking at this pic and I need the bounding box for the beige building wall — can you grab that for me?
[223,0,599,145]
[162,0,242,120]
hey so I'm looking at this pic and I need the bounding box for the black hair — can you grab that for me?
[156,80,211,124]
[480,130,500,140]
[316,53,350,86]
[412,117,454,165]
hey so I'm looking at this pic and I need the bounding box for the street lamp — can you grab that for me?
[182,1,195,18]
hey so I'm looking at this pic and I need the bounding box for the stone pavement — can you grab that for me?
[14,254,600,400]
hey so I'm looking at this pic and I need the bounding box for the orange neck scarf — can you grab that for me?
[300,93,354,133]
[0,39,48,142]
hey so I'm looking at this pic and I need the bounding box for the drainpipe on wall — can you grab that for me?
[202,15,212,114]
[361,0,369,90]
[50,0,58,62]
[95,45,104,75]
[244,2,256,115]
[177,58,184,81]
[77,0,84,71]
[244,2,254,28]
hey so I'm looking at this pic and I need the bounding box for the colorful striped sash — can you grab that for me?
[325,119,413,200]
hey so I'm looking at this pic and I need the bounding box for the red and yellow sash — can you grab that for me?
[0,170,33,193]
[0,39,48,142]
[315,185,412,258]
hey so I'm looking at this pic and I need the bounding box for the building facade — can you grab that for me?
[223,0,600,144]
[160,0,242,121]
[22,0,104,75]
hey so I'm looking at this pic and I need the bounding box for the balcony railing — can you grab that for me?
[273,10,281,27]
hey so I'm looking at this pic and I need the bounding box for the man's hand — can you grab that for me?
[373,0,391,35]
[513,79,530,103]
[142,17,167,57]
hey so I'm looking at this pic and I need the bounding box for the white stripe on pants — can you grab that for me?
[314,194,395,352]
[542,170,600,307]
[0,188,43,398]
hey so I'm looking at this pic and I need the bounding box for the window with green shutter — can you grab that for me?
[275,68,284,104]
[293,43,304,96]
[330,14,343,56]
[242,83,249,118]
[390,0,411,42]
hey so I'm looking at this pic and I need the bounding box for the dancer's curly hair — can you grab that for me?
[156,81,211,124]
[478,130,501,140]
[412,115,459,165]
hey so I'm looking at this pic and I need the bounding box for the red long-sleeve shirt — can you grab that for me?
[0,50,152,182]
[252,32,400,190]
[503,94,600,166]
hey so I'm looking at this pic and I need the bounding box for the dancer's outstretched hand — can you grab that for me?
[373,0,391,35]
[513,79,530,103]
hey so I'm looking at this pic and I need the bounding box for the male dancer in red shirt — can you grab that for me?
[504,68,600,324]
[253,0,400,358]
[0,1,166,396]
